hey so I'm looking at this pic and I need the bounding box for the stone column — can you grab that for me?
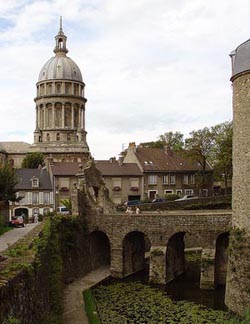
[62,103,65,128]
[200,248,215,290]
[52,103,55,128]
[71,105,74,128]
[149,246,166,284]
[35,106,38,128]
[110,247,123,278]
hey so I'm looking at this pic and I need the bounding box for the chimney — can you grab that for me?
[109,157,116,163]
[128,142,136,152]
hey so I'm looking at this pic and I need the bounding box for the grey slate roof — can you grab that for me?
[231,39,250,80]
[15,168,52,190]
[95,160,142,176]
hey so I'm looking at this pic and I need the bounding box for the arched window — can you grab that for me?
[56,133,60,141]
[46,133,50,142]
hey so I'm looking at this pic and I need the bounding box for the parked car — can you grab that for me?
[152,198,166,203]
[56,206,70,215]
[10,216,25,227]
[124,200,142,207]
[174,195,198,201]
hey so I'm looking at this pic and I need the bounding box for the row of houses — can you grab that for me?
[9,143,213,219]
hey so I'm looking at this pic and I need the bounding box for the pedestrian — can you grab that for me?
[136,206,140,214]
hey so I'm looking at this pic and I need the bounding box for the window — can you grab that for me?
[31,177,39,188]
[32,192,39,204]
[164,190,173,195]
[183,175,189,185]
[112,178,122,192]
[44,192,50,204]
[170,174,175,185]
[185,189,194,195]
[130,178,139,191]
[190,174,195,185]
[176,189,182,196]
[162,175,169,184]
[148,174,157,185]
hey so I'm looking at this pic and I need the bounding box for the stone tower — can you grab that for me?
[225,39,250,314]
[30,18,90,162]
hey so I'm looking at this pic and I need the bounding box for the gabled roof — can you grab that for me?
[95,160,142,176]
[134,147,212,172]
[0,142,30,154]
[50,162,85,176]
[15,168,52,190]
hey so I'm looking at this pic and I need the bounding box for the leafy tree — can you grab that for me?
[184,127,214,195]
[140,131,184,150]
[0,162,18,201]
[211,121,232,194]
[22,152,44,169]
[159,131,184,151]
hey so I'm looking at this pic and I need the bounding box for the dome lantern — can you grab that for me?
[54,16,68,55]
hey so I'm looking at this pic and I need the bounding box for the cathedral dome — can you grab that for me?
[38,56,83,82]
[37,18,83,83]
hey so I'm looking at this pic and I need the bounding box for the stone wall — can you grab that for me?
[225,72,250,314]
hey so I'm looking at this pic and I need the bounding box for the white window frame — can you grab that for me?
[185,189,194,195]
[148,190,158,199]
[190,174,195,185]
[148,174,157,185]
[169,174,176,185]
[176,189,182,196]
[164,190,173,195]
[162,175,169,184]
[183,175,189,185]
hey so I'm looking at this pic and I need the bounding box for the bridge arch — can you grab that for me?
[89,230,111,270]
[215,231,229,287]
[166,231,186,283]
[122,230,151,277]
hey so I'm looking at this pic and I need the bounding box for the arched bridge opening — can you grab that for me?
[166,232,186,283]
[89,230,110,270]
[122,231,151,277]
[215,232,229,287]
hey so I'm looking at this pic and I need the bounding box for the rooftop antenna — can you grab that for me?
[59,16,63,33]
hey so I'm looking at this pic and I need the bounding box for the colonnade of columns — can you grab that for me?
[36,102,85,130]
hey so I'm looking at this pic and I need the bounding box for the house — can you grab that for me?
[9,168,53,220]
[49,161,83,210]
[95,158,143,204]
[123,142,213,200]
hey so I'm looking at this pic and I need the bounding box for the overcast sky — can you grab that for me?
[0,0,248,159]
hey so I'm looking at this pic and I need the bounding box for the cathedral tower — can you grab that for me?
[30,18,90,162]
[225,39,250,314]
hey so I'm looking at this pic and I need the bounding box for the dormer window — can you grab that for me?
[31,177,39,188]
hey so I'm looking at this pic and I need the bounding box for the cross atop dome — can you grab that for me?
[54,16,68,55]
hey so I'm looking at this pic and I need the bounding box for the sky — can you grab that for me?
[0,0,249,159]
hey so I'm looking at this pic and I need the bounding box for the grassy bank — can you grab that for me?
[83,289,101,324]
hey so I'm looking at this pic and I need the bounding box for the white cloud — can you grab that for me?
[0,0,246,159]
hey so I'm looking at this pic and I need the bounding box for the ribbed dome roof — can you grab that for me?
[38,55,83,82]
[231,39,250,80]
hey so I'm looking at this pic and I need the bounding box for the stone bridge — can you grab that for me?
[86,210,232,290]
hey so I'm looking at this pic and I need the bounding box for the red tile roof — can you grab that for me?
[50,162,86,176]
[134,147,212,172]
[95,160,142,176]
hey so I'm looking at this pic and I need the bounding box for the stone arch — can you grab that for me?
[89,230,111,270]
[122,231,151,277]
[215,232,229,287]
[166,231,185,283]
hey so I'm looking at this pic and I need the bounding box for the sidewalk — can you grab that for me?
[0,223,41,253]
[63,266,110,324]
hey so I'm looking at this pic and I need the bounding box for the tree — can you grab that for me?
[184,127,214,195]
[22,152,44,169]
[211,121,232,194]
[159,131,184,151]
[140,131,184,150]
[0,162,18,202]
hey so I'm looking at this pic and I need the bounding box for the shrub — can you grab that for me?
[165,193,179,201]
